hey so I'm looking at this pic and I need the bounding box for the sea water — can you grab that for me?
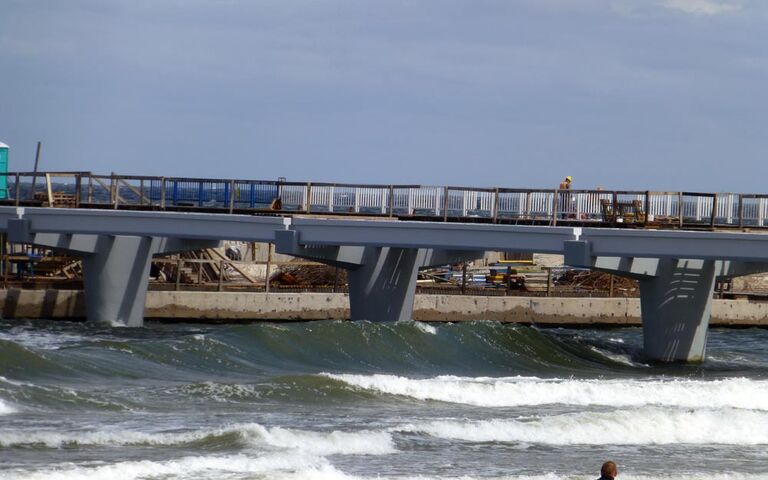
[0,319,767,479]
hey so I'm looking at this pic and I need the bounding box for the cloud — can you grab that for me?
[660,0,740,15]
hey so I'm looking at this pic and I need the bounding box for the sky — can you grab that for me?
[1,0,766,191]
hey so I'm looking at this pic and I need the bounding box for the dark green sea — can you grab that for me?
[1,319,767,479]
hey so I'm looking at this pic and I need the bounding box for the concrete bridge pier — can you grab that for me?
[565,240,768,363]
[81,236,156,327]
[275,230,482,322]
[7,218,219,326]
[637,258,717,363]
[347,247,422,323]
[565,245,715,362]
[81,236,219,327]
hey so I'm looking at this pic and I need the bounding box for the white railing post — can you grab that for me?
[380,188,386,214]
[407,188,413,215]
[696,196,703,221]
[575,193,582,220]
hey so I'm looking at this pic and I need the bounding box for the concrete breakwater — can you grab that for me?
[1,289,768,326]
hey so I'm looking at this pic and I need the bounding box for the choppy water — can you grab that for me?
[0,319,767,479]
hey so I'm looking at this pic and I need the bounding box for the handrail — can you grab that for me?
[1,171,764,197]
[1,171,767,229]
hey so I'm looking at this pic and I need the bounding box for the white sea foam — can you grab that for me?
[413,322,438,335]
[0,329,88,350]
[588,346,643,367]
[178,381,261,402]
[324,374,768,409]
[0,375,26,386]
[398,407,768,445]
[246,423,395,455]
[0,423,395,455]
[0,399,16,415]
[4,460,768,480]
[395,320,438,335]
[0,453,336,480]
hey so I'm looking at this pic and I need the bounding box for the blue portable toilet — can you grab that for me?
[0,142,7,200]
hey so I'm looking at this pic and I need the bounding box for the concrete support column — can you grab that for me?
[565,240,720,362]
[81,236,156,327]
[638,258,717,363]
[6,219,221,327]
[347,247,422,323]
[274,229,482,323]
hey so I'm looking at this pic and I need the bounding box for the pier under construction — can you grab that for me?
[2,170,768,363]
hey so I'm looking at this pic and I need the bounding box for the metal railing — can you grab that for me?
[3,171,767,228]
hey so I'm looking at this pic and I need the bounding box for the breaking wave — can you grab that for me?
[0,422,395,455]
[2,320,768,479]
[397,407,768,445]
[6,407,764,454]
[324,374,768,409]
[0,321,649,383]
[0,453,336,480]
[3,458,768,480]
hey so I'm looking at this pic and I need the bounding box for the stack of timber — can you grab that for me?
[33,192,77,208]
[521,271,550,293]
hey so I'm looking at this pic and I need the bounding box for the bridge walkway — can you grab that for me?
[3,171,768,230]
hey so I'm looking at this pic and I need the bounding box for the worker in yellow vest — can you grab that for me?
[558,176,573,219]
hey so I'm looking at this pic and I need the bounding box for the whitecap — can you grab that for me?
[178,381,261,402]
[588,346,645,367]
[0,329,87,350]
[413,322,437,335]
[324,374,768,410]
[0,399,16,415]
[0,422,395,455]
[5,461,768,480]
[397,407,768,445]
[0,452,337,480]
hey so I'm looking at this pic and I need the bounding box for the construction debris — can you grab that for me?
[271,262,347,286]
[555,270,638,295]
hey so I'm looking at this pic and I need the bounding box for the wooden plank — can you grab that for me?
[45,173,53,207]
[208,248,258,284]
[92,176,125,204]
[118,178,151,204]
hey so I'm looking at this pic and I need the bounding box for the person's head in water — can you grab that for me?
[600,461,618,479]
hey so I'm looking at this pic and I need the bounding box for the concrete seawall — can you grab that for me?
[1,289,768,326]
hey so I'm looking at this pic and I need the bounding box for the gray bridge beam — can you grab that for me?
[2,207,285,243]
[5,207,768,262]
[581,228,768,262]
[287,218,575,253]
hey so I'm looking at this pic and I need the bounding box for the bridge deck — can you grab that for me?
[2,171,767,230]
